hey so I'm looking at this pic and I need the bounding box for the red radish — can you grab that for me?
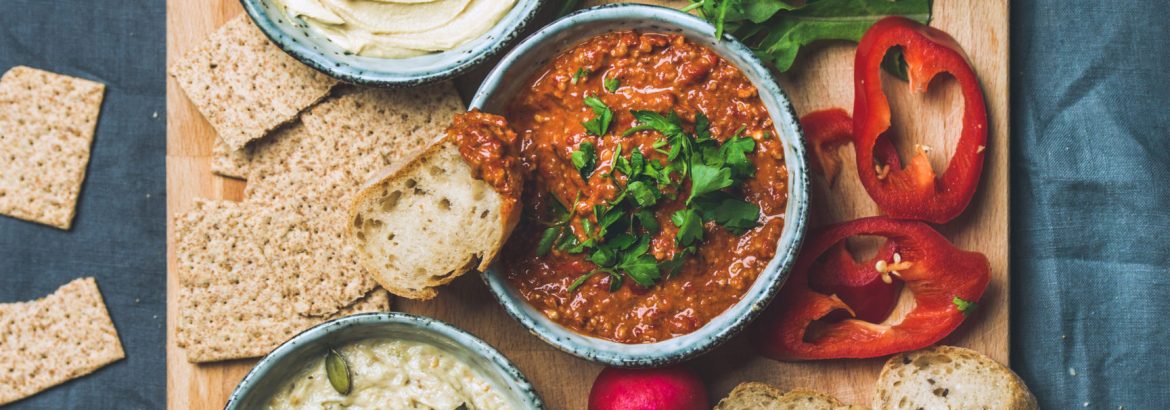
[588,365,708,410]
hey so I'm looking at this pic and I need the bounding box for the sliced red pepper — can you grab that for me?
[753,216,989,360]
[800,108,853,184]
[807,241,902,323]
[854,17,988,223]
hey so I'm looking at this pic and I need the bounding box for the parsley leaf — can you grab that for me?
[712,197,760,234]
[604,76,621,93]
[582,96,613,136]
[627,180,659,207]
[571,141,597,180]
[688,164,734,203]
[536,227,559,256]
[571,67,590,85]
[672,208,704,247]
[568,270,600,292]
[616,238,660,287]
[720,131,756,179]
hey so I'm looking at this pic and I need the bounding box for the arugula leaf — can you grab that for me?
[582,96,613,136]
[571,67,590,85]
[672,208,704,247]
[571,141,597,179]
[712,198,761,234]
[604,76,621,93]
[695,0,931,72]
[536,227,559,256]
[688,164,734,203]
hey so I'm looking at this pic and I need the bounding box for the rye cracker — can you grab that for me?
[242,83,462,315]
[0,277,124,405]
[174,199,391,362]
[170,15,337,151]
[0,66,105,230]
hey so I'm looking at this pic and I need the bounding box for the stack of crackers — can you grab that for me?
[170,15,465,362]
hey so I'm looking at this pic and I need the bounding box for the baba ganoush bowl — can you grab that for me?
[472,4,810,367]
[240,0,543,86]
[225,312,545,409]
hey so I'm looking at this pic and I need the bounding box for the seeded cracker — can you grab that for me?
[170,14,337,151]
[175,199,391,362]
[0,66,105,230]
[0,278,124,405]
[242,83,463,316]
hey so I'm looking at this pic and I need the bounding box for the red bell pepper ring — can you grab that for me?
[853,17,989,223]
[800,108,854,184]
[807,241,902,323]
[753,216,989,360]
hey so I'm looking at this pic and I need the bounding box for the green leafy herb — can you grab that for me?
[881,46,910,81]
[325,348,352,395]
[568,270,600,292]
[953,296,976,315]
[672,208,704,247]
[690,0,932,72]
[711,197,761,234]
[688,164,734,203]
[571,67,591,85]
[535,226,560,256]
[604,76,621,93]
[582,96,613,136]
[571,141,597,179]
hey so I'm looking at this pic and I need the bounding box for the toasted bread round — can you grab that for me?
[875,345,1038,410]
[716,382,863,410]
[348,138,519,300]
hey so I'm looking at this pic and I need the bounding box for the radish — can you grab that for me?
[587,365,708,410]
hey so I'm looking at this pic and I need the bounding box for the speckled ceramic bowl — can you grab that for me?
[224,312,545,409]
[240,0,543,86]
[471,4,810,367]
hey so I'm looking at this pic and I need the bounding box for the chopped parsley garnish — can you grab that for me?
[549,108,762,293]
[571,141,597,180]
[604,76,621,93]
[953,296,976,315]
[582,96,613,136]
[571,67,591,85]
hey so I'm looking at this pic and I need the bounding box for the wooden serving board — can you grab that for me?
[166,0,1009,408]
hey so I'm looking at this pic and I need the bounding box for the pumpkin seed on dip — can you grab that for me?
[265,339,510,409]
[272,0,517,58]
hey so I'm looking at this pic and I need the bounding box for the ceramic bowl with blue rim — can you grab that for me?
[239,0,543,87]
[471,4,811,368]
[224,312,546,409]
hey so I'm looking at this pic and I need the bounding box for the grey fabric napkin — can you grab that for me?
[0,0,166,408]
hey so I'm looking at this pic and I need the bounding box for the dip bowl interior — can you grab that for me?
[225,312,545,409]
[472,4,810,367]
[240,0,543,86]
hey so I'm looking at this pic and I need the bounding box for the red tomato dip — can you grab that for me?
[497,31,789,344]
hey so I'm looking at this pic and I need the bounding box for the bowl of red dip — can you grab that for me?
[470,4,809,367]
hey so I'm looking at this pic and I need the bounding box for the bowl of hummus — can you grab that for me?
[241,0,543,86]
[225,312,545,409]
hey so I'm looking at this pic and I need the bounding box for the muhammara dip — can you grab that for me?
[266,339,511,409]
[274,0,517,58]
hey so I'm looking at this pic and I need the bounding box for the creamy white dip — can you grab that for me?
[266,339,512,410]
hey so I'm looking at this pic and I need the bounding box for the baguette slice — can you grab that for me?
[716,383,863,410]
[348,138,520,300]
[875,346,1038,410]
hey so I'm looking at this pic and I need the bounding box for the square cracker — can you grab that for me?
[0,66,105,230]
[241,83,463,316]
[0,277,124,405]
[174,200,391,362]
[170,14,337,151]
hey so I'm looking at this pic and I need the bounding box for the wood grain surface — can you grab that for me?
[166,1,1009,408]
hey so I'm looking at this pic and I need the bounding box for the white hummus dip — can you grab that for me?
[266,339,512,410]
[273,0,517,58]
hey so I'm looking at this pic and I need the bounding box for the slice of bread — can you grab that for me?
[716,382,863,410]
[348,138,520,300]
[874,346,1038,410]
